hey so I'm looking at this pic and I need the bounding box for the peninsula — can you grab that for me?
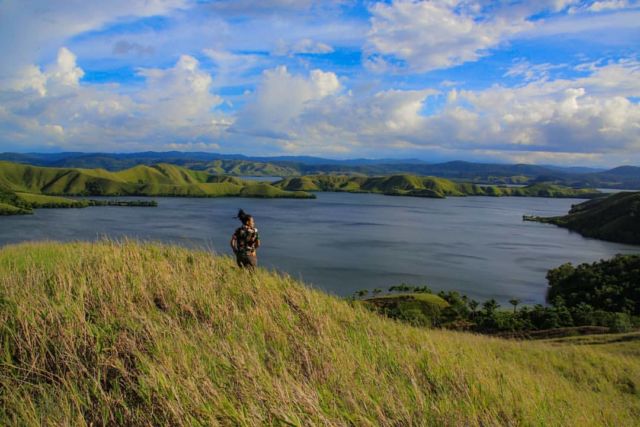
[524,191,640,245]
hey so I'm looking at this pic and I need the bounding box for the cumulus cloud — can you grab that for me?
[0,49,229,151]
[420,60,640,162]
[226,59,639,163]
[364,0,598,73]
[1,48,84,96]
[231,66,341,140]
[136,55,223,127]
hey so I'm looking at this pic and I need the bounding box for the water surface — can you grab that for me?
[0,193,637,304]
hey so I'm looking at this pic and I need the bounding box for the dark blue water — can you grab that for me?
[0,193,637,304]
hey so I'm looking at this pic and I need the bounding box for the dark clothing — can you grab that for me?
[231,225,260,269]
[236,253,257,269]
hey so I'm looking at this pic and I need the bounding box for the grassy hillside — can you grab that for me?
[275,175,602,199]
[0,161,313,200]
[526,191,640,244]
[199,159,298,177]
[1,241,638,425]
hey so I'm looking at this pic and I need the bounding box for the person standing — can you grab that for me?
[230,209,260,269]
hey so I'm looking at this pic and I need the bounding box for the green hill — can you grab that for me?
[0,241,638,425]
[199,159,298,177]
[275,175,601,199]
[526,191,640,244]
[0,161,314,207]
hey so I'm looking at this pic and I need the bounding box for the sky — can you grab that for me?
[0,0,638,166]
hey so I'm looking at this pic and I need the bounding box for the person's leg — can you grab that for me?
[246,255,257,269]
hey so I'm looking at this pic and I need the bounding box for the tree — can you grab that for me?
[354,289,369,299]
[372,288,382,296]
[482,299,499,315]
[547,255,640,315]
[468,299,479,315]
[509,298,521,314]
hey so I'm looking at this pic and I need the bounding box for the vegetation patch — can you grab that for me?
[356,256,640,335]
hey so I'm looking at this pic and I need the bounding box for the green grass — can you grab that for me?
[1,241,638,425]
[0,202,30,215]
[542,332,640,358]
[15,192,86,208]
[367,292,450,307]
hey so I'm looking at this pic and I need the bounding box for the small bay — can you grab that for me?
[0,192,637,304]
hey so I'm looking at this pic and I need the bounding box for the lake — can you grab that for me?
[0,193,637,304]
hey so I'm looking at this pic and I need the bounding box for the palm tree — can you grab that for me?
[509,298,521,314]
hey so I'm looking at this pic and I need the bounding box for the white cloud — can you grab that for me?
[0,49,229,151]
[273,38,334,56]
[227,59,640,163]
[365,0,533,73]
[569,0,638,13]
[0,0,186,79]
[504,60,567,82]
[426,60,640,157]
[136,55,223,127]
[231,66,341,140]
[202,49,264,89]
[364,0,640,73]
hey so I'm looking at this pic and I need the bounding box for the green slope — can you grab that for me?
[0,161,313,199]
[527,191,640,244]
[0,241,638,425]
[275,174,601,199]
[201,159,298,177]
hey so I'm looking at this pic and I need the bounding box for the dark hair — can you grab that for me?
[237,209,253,225]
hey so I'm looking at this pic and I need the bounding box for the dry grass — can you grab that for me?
[0,240,639,426]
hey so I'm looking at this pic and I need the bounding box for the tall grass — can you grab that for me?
[1,241,638,425]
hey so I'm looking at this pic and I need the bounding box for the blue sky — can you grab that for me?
[0,0,638,166]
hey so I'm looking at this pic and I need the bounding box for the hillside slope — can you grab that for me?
[275,175,602,199]
[527,191,640,244]
[0,241,638,425]
[0,161,313,199]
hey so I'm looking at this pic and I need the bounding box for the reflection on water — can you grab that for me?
[0,193,637,304]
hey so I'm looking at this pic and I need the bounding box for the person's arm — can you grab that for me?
[254,230,260,249]
[230,233,238,253]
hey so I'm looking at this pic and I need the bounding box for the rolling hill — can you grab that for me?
[0,240,638,425]
[274,175,602,199]
[3,152,639,188]
[0,161,314,201]
[526,191,640,244]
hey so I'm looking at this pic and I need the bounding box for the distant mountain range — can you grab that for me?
[1,151,639,189]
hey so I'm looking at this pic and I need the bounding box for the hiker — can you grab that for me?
[230,209,260,269]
